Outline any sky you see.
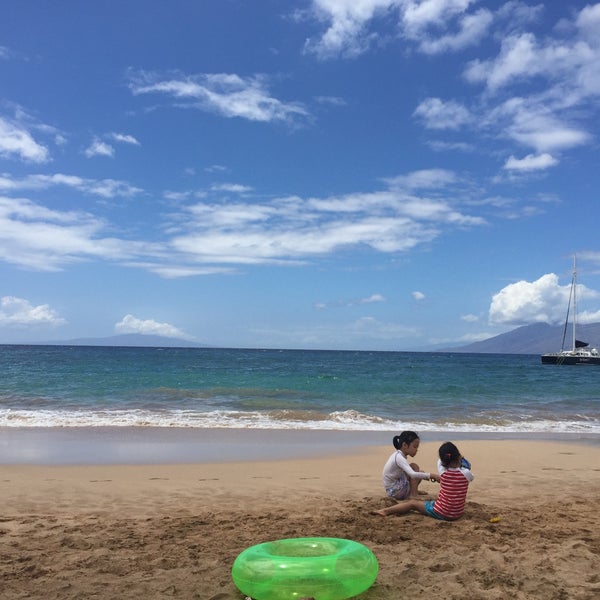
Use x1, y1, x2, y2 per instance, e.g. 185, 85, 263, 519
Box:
1, 0, 600, 351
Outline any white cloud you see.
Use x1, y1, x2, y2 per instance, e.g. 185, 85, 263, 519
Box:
412, 291, 426, 301
170, 180, 485, 267
489, 273, 600, 326
0, 195, 158, 271
0, 117, 49, 163
115, 314, 192, 339
204, 164, 228, 173
400, 0, 475, 36
385, 168, 459, 190
129, 71, 309, 124
84, 138, 114, 158
450, 4, 600, 164
0, 173, 142, 198
143, 264, 236, 278
110, 132, 140, 145
464, 11, 600, 96
461, 313, 479, 322
503, 153, 558, 171
506, 107, 590, 153
417, 8, 493, 55
0, 296, 66, 327
210, 183, 253, 193
304, 0, 395, 58
1, 171, 486, 276
413, 98, 471, 130
304, 0, 489, 58
360, 293, 386, 303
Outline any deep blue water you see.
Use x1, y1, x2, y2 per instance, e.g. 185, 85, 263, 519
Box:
1, 345, 599, 433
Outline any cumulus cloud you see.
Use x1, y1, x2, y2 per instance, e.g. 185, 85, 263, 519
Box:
304, 0, 394, 58
129, 71, 309, 124
115, 314, 192, 339
0, 296, 66, 327
412, 291, 426, 301
413, 98, 472, 130
304, 0, 489, 58
489, 273, 600, 326
416, 8, 493, 55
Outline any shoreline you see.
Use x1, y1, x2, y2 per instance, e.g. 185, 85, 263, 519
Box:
1, 426, 599, 465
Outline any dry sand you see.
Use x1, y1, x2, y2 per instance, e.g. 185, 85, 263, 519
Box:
1, 437, 599, 599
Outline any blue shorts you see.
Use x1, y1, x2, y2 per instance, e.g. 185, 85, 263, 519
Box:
424, 500, 449, 521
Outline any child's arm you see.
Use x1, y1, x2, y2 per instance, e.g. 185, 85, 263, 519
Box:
460, 468, 474, 481
395, 452, 431, 480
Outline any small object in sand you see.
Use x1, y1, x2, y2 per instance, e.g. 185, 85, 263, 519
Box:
232, 537, 378, 600
489, 516, 501, 523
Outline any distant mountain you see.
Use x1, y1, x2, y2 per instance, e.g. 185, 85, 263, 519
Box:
39, 334, 211, 348
447, 322, 600, 354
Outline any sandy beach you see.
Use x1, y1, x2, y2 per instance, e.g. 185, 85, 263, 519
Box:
1, 433, 599, 599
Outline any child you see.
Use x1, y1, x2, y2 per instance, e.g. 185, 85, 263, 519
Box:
381, 431, 440, 501
376, 441, 474, 520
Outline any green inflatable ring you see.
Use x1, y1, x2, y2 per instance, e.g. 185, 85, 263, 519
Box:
231, 536, 378, 600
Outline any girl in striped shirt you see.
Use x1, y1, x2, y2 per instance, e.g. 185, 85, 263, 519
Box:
374, 441, 474, 521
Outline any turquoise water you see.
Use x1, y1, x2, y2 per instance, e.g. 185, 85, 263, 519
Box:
1, 345, 599, 433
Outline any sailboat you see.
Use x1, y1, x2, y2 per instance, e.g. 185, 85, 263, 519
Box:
541, 256, 600, 365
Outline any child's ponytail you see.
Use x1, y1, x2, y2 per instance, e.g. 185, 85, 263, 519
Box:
393, 431, 419, 450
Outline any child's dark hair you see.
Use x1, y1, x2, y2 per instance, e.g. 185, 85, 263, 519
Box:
393, 431, 420, 450
439, 441, 460, 467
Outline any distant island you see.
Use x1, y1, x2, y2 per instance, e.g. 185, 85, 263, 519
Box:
11, 322, 600, 353
444, 322, 600, 354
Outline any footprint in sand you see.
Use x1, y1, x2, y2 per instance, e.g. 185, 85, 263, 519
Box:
198, 478, 220, 481
148, 477, 169, 480
88, 479, 112, 482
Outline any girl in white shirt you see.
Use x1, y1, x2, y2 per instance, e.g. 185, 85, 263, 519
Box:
381, 431, 440, 500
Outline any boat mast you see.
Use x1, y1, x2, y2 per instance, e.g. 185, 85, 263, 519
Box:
572, 255, 577, 352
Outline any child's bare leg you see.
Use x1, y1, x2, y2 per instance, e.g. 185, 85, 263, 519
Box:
408, 462, 422, 498
374, 499, 426, 517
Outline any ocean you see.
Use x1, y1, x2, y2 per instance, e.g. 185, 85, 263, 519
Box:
1, 345, 599, 435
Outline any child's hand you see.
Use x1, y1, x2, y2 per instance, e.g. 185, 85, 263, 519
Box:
430, 474, 440, 483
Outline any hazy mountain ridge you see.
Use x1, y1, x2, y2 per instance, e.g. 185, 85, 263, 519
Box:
447, 322, 600, 354
13, 323, 600, 353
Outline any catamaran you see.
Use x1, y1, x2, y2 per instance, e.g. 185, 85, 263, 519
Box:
541, 256, 600, 365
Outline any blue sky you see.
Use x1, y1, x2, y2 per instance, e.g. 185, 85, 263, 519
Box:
1, 0, 600, 351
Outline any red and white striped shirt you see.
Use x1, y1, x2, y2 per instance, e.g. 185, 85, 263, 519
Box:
433, 467, 473, 519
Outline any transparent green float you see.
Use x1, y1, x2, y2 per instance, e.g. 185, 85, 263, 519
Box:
232, 536, 378, 600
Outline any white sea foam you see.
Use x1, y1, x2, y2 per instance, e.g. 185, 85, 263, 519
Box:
1, 408, 599, 433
